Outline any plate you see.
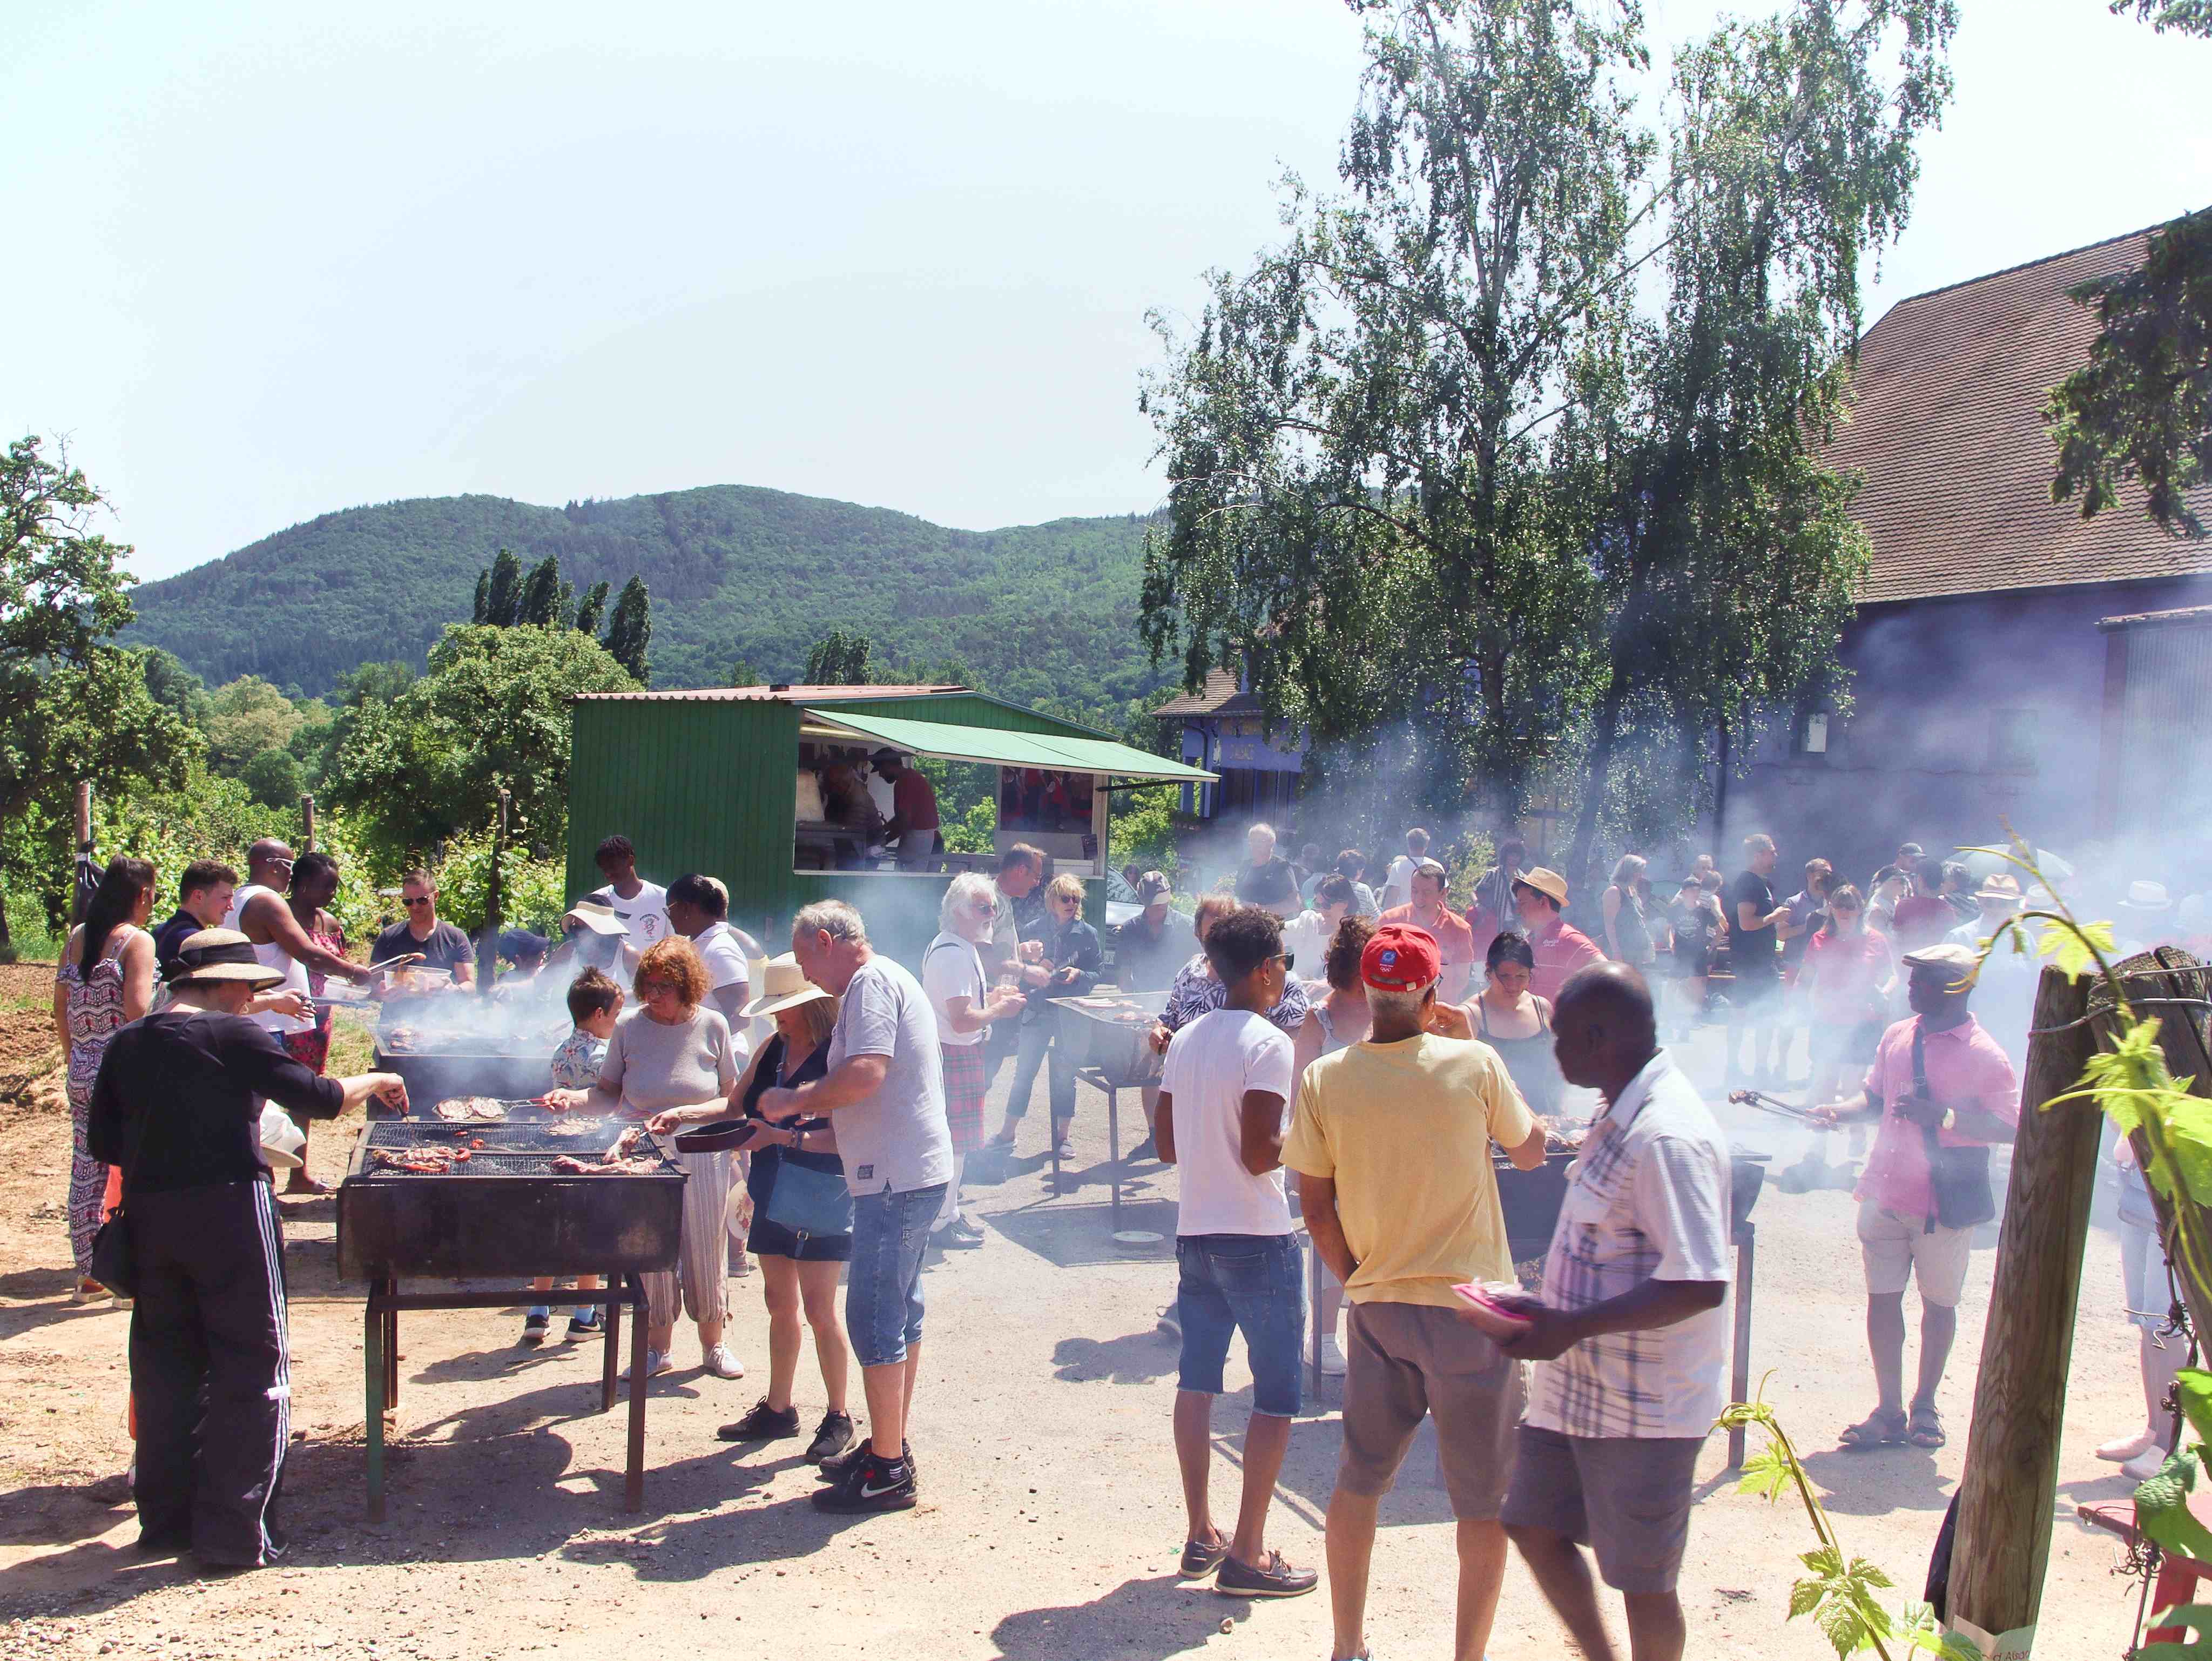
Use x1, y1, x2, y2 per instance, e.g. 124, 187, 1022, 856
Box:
1451, 1281, 1539, 1339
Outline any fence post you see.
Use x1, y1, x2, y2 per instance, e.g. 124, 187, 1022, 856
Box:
301, 795, 316, 851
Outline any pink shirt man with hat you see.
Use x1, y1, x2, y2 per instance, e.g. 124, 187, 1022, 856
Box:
1509, 867, 1604, 1002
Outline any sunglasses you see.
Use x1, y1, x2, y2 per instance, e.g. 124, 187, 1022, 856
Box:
404, 895, 434, 908
1276, 952, 1297, 972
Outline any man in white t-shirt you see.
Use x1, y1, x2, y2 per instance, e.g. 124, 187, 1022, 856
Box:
587, 833, 670, 948
1156, 906, 1317, 1603
664, 874, 758, 1032
1381, 826, 1429, 913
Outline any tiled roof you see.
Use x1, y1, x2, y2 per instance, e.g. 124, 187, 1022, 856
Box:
573, 683, 969, 703
1152, 669, 1260, 718
1831, 225, 2212, 606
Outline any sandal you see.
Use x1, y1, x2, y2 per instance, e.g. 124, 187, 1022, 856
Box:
1907, 1403, 1946, 1449
1839, 1408, 1908, 1450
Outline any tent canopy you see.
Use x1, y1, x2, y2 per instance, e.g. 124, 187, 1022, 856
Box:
801, 707, 1218, 784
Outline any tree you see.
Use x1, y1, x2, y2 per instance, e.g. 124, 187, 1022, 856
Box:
2047, 203, 2211, 539
480, 548, 524, 627
728, 657, 762, 688
519, 554, 565, 624
572, 579, 611, 637
137, 645, 211, 729
1139, 0, 1952, 864
471, 568, 491, 625
203, 675, 307, 773
603, 576, 652, 682
0, 437, 194, 953
241, 746, 302, 811
804, 630, 874, 684
322, 623, 639, 859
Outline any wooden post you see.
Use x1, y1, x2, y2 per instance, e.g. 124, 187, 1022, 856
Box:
300, 795, 316, 851
71, 782, 94, 925
1947, 964, 2100, 1646
478, 790, 508, 998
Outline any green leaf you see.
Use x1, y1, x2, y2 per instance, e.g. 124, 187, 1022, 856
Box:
2165, 1094, 2212, 1208
2137, 1447, 2212, 1563
2181, 1372, 2212, 1449
2139, 1602, 2212, 1657
1787, 1577, 1827, 1619
1736, 1444, 1793, 1502
1896, 1601, 1983, 1659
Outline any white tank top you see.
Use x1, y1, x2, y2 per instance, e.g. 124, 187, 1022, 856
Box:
224, 884, 312, 1033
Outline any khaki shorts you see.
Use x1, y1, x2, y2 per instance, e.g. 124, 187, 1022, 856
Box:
1501, 1426, 1703, 1595
1338, 1301, 1523, 1521
1857, 1198, 1973, 1306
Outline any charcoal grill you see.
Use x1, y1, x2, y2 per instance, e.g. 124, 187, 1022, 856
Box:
1046, 991, 1171, 1226
336, 1111, 687, 1518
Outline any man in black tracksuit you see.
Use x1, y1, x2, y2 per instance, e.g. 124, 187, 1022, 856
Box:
89, 929, 406, 1568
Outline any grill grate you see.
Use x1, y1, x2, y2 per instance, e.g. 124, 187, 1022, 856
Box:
359, 1117, 676, 1175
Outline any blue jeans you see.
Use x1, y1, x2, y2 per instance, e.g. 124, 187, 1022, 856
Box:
1176, 1233, 1305, 1417
845, 1183, 947, 1368
1005, 1018, 1076, 1125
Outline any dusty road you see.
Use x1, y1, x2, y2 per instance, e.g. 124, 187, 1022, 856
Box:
0, 1006, 2159, 1659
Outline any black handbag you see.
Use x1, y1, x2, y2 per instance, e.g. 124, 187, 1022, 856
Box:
87, 1093, 151, 1299
1914, 1023, 1994, 1234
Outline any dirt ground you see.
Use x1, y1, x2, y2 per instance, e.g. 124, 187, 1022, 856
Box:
0, 992, 2161, 1660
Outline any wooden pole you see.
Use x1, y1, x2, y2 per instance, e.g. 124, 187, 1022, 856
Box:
300, 795, 316, 852
71, 782, 94, 925
1948, 964, 2100, 1645
478, 789, 508, 998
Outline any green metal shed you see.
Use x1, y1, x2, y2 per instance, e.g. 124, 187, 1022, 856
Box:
564, 684, 1216, 961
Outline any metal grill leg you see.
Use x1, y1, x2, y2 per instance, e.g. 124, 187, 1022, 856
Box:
383, 1302, 400, 1411
1728, 1223, 1755, 1469
599, 1275, 619, 1414
365, 1287, 386, 1522
624, 1274, 646, 1512
1106, 1085, 1121, 1232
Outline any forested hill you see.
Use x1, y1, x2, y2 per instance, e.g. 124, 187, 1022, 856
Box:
123, 486, 1170, 710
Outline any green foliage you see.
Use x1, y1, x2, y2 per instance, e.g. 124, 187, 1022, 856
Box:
603, 575, 652, 683
805, 630, 875, 685
119, 488, 1178, 719
940, 797, 997, 856
2047, 204, 2211, 540
519, 555, 565, 626
136, 646, 211, 728
2137, 1447, 2212, 1563
203, 675, 307, 771
482, 548, 523, 627
1111, 786, 1181, 873
240, 747, 302, 811
1719, 1387, 1981, 1660
2140, 1603, 2212, 1658
321, 623, 638, 861
426, 827, 569, 936
2112, 0, 2212, 35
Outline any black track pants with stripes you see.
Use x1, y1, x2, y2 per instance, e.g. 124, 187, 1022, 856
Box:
129, 1179, 291, 1565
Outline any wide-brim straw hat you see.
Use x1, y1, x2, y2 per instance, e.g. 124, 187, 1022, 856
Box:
740, 953, 835, 1020
563, 901, 628, 936
165, 929, 284, 988
2120, 880, 2173, 913
1513, 867, 1570, 907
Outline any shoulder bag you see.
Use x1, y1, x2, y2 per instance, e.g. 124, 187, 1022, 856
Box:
758, 1047, 854, 1240
1915, 1021, 1994, 1234
89, 1086, 151, 1299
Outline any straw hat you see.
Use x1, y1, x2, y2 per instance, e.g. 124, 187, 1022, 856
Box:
2120, 880, 2173, 913
740, 953, 835, 1020
164, 929, 284, 988
1513, 867, 1570, 907
563, 901, 628, 936
1973, 873, 2023, 905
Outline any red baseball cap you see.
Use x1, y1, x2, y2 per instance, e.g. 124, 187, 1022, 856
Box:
1361, 924, 1441, 992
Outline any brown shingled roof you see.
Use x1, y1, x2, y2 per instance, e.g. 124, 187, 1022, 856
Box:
574, 683, 969, 703
1831, 225, 2212, 606
1151, 669, 1260, 718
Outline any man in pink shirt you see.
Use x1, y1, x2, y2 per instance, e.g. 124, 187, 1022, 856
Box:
1815, 944, 2018, 1453
1510, 868, 1606, 1003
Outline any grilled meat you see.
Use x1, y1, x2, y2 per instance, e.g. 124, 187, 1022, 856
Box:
370, 1147, 460, 1174
550, 1154, 662, 1175
433, 1097, 508, 1122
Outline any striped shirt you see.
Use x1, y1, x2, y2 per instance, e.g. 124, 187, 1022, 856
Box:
1525, 1050, 1732, 1440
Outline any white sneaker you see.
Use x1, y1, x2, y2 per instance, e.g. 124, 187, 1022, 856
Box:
702, 1344, 746, 1380
2125, 1445, 2175, 1482
620, 1348, 673, 1382
1319, 1335, 1347, 1377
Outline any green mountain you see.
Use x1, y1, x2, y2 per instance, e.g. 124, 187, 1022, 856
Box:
122, 486, 1171, 713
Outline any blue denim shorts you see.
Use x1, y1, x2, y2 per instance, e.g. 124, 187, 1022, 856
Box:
1175, 1232, 1305, 1417
845, 1183, 946, 1368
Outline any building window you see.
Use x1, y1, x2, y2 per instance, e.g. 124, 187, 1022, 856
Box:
1802, 712, 1829, 755
1990, 709, 2037, 774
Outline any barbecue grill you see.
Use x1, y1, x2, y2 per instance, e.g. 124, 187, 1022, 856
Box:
372, 996, 565, 1105
1046, 991, 1170, 1225
336, 1109, 687, 1518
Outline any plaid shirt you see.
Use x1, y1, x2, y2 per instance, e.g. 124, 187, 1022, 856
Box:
1526, 1051, 1732, 1440
1162, 953, 1310, 1037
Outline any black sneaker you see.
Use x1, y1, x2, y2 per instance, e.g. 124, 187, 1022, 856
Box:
818, 1437, 910, 1481
941, 1220, 985, 1250
812, 1451, 916, 1513
521, 1309, 551, 1345
1178, 1533, 1229, 1578
565, 1312, 603, 1340
1215, 1550, 1318, 1598
806, 1410, 857, 1464
717, 1398, 801, 1443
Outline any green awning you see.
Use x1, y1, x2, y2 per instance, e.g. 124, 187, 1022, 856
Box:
801, 707, 1217, 783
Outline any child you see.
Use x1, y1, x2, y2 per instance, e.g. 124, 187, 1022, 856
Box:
524, 969, 624, 1343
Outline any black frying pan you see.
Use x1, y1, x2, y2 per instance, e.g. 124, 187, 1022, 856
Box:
673, 1118, 762, 1153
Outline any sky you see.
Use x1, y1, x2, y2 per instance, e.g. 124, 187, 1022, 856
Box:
6, 1, 2208, 582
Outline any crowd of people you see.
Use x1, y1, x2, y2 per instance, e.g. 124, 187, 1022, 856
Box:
54, 811, 2194, 1659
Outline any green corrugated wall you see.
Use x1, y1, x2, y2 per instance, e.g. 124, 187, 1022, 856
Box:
564, 692, 1117, 965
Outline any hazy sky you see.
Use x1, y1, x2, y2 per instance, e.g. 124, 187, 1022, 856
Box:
8, 1, 2207, 581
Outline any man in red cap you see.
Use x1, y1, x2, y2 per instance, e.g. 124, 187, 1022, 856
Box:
1285, 923, 1547, 1661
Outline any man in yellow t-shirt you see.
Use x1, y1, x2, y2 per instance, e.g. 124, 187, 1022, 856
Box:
1284, 923, 1548, 1661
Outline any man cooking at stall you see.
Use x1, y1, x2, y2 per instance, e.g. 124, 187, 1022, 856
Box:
872, 748, 942, 872
369, 868, 475, 988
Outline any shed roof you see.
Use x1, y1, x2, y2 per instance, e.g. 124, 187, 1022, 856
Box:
802, 707, 1216, 783
2098, 604, 2212, 633
572, 683, 972, 703
1831, 224, 2212, 607
1152, 670, 1260, 718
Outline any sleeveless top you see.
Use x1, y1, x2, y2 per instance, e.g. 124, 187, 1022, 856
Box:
1309, 997, 1365, 1058
223, 884, 311, 1033
60, 925, 139, 1103
1609, 886, 1655, 965
741, 1032, 840, 1176
1477, 994, 1563, 1118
